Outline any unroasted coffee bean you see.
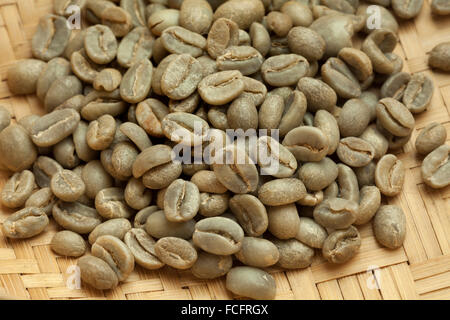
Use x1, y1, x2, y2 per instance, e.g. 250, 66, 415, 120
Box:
162, 112, 209, 146
338, 99, 371, 137
124, 178, 152, 210
33, 156, 63, 188
7, 59, 46, 95
297, 77, 337, 113
272, 238, 314, 269
381, 72, 411, 100
191, 170, 227, 194
259, 91, 306, 137
191, 251, 233, 279
179, 0, 213, 34
376, 98, 415, 137
161, 26, 206, 57
25, 187, 56, 216
282, 126, 329, 162
322, 226, 361, 264
213, 0, 265, 30
81, 89, 127, 121
235, 237, 279, 267
51, 230, 86, 257
53, 200, 102, 234
217, 46, 263, 76
31, 109, 80, 147
321, 57, 361, 99
82, 160, 114, 199
261, 54, 309, 87
258, 178, 306, 206
32, 14, 71, 61
85, 25, 118, 64
314, 198, 358, 229
403, 73, 434, 114
148, 9, 180, 36
199, 192, 229, 216
362, 29, 398, 74
1, 170, 35, 209
154, 237, 197, 269
145, 209, 195, 239
93, 69, 122, 92
193, 216, 244, 255
280, 1, 313, 27
257, 136, 297, 178
337, 163, 360, 203
134, 206, 159, 229
392, 0, 423, 19
373, 205, 406, 249
78, 255, 118, 290
54, 137, 80, 169
355, 162, 377, 188
88, 218, 132, 245
295, 217, 328, 249
119, 122, 152, 152
431, 0, 450, 15
117, 27, 154, 68
44, 75, 83, 112
314, 110, 340, 155
0, 124, 37, 172
429, 42, 450, 72
212, 146, 259, 194
50, 169, 85, 202
267, 203, 300, 239
101, 5, 133, 37
360, 125, 389, 160
170, 92, 200, 113
136, 98, 169, 138
250, 22, 270, 57
111, 142, 139, 178
120, 58, 153, 103
355, 186, 381, 225
229, 194, 268, 237
421, 144, 450, 189
287, 26, 325, 61
124, 228, 164, 270
132, 145, 176, 186
164, 179, 200, 222
121, 0, 146, 27
86, 114, 116, 151
337, 137, 375, 168
299, 157, 338, 192
415, 122, 447, 155
310, 15, 354, 58
207, 18, 240, 59
338, 48, 373, 83
95, 187, 133, 219
226, 266, 276, 300
161, 54, 203, 100
375, 154, 405, 196
70, 50, 99, 84
91, 235, 134, 281
240, 77, 267, 106
227, 97, 258, 130
198, 70, 244, 105
2, 207, 49, 239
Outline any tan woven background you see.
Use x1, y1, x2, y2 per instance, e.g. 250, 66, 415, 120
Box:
0, 0, 449, 300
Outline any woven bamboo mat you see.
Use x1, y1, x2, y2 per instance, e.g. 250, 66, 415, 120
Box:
0, 0, 449, 300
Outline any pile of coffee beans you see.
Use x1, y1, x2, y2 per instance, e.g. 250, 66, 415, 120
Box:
1, 0, 450, 300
